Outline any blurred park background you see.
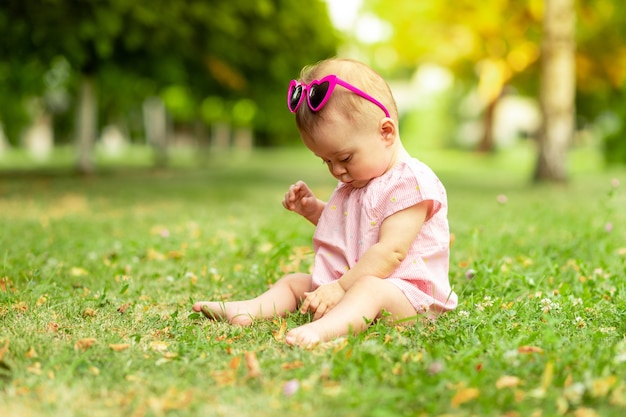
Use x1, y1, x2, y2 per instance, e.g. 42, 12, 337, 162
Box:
0, 0, 625, 181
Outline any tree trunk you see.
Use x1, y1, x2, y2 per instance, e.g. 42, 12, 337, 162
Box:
76, 76, 97, 174
143, 97, 168, 168
533, 0, 576, 182
478, 94, 499, 153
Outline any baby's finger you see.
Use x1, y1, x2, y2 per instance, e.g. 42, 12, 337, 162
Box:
313, 303, 327, 320
300, 297, 311, 314
301, 292, 318, 313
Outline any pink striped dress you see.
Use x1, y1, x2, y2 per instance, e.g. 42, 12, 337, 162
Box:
311, 154, 458, 314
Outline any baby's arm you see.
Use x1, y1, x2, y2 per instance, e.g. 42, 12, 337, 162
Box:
299, 200, 432, 318
282, 180, 326, 225
338, 200, 432, 290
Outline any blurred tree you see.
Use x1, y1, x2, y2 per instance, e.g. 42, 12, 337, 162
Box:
0, 0, 337, 171
576, 0, 626, 165
363, 0, 543, 153
534, 0, 575, 182
362, 0, 626, 177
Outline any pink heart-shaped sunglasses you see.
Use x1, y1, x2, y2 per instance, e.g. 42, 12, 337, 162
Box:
287, 74, 390, 118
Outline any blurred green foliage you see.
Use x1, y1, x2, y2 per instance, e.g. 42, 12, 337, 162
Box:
0, 0, 338, 146
363, 0, 626, 164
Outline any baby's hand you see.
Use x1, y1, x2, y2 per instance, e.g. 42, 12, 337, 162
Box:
282, 181, 317, 218
300, 282, 345, 321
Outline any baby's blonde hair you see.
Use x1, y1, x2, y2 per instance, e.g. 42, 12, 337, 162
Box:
294, 58, 398, 137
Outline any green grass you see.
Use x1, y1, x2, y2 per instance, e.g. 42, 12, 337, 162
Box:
1, 145, 625, 416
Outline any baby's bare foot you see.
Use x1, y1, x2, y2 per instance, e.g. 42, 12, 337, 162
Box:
192, 301, 254, 326
285, 324, 324, 348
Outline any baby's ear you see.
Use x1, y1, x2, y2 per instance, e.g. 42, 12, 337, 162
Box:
380, 118, 397, 145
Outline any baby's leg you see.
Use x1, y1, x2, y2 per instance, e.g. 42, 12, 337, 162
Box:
192, 273, 312, 325
285, 276, 416, 347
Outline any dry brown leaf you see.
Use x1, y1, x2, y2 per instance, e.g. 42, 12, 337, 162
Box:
117, 303, 131, 314
280, 361, 304, 370
591, 375, 617, 398
273, 320, 287, 342
210, 369, 236, 386
573, 407, 599, 417
229, 355, 242, 370
82, 308, 97, 317
244, 351, 261, 378
109, 343, 131, 352
451, 387, 480, 407
47, 322, 60, 333
149, 341, 169, 353
27, 362, 42, 375
209, 356, 242, 385
25, 346, 38, 358
518, 345, 544, 354
12, 302, 28, 312
0, 277, 15, 293
167, 250, 184, 259
74, 338, 97, 351
496, 375, 521, 389
36, 295, 47, 306
0, 340, 9, 361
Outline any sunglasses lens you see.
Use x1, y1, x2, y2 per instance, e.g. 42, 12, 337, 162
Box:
308, 81, 330, 110
289, 85, 303, 112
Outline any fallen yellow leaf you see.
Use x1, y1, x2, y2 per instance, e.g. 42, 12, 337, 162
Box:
149, 341, 169, 353
542, 361, 554, 390
518, 345, 544, 354
451, 387, 480, 407
74, 338, 97, 351
25, 346, 37, 358
574, 407, 599, 417
280, 361, 305, 370
70, 267, 89, 277
244, 351, 261, 378
496, 375, 521, 389
0, 340, 9, 361
27, 362, 42, 375
591, 375, 617, 398
273, 320, 287, 342
109, 343, 131, 352
12, 302, 28, 312
167, 250, 184, 259
610, 383, 626, 406
146, 248, 167, 261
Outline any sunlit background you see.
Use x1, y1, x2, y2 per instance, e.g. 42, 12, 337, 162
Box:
0, 0, 624, 181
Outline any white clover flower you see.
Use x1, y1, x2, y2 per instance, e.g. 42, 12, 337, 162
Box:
573, 316, 586, 328
475, 296, 494, 311
541, 297, 561, 313
571, 297, 583, 306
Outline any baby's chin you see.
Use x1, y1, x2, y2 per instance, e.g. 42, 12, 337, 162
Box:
344, 179, 371, 188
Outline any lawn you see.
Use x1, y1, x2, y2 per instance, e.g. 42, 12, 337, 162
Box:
1, 145, 625, 417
